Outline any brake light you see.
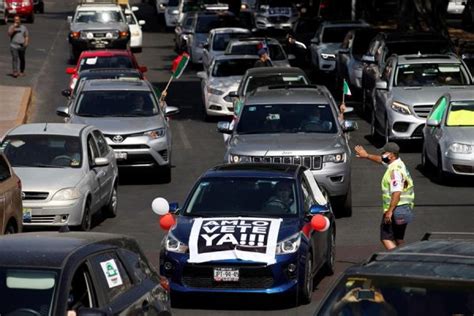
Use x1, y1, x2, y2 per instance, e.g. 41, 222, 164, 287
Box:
159, 276, 170, 292
71, 32, 80, 39
119, 31, 129, 38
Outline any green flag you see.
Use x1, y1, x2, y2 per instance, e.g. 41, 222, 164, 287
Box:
171, 53, 190, 79
343, 79, 352, 96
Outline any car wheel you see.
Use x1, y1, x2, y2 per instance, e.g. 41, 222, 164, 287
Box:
298, 253, 313, 305
323, 229, 336, 275
103, 183, 118, 218
336, 185, 352, 218
4, 221, 17, 234
27, 14, 34, 23
160, 165, 172, 183
421, 145, 432, 171
79, 202, 92, 231
69, 46, 80, 65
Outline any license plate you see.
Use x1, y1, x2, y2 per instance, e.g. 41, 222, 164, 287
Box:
114, 152, 127, 160
213, 267, 239, 282
23, 208, 32, 222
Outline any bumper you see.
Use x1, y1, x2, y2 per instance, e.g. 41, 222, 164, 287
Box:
22, 197, 85, 227
387, 111, 425, 140
205, 93, 234, 116
318, 57, 336, 72
6, 7, 33, 17
161, 252, 301, 295
69, 37, 129, 51
443, 153, 474, 175
310, 161, 351, 197
256, 22, 293, 30
106, 135, 171, 168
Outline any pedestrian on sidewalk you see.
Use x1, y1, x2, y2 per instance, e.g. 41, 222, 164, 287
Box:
8, 15, 29, 78
354, 142, 415, 250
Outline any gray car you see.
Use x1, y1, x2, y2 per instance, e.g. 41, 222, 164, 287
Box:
67, 3, 130, 61
0, 123, 118, 231
56, 79, 179, 182
218, 85, 357, 217
254, 0, 298, 31
422, 91, 474, 180
372, 54, 472, 142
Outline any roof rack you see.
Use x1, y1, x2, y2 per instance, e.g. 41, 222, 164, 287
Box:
422, 232, 474, 241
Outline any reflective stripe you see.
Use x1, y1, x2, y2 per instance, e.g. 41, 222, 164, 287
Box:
381, 159, 415, 212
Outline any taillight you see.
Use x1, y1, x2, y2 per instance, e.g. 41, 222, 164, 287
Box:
119, 31, 129, 38
71, 32, 80, 39
159, 276, 170, 292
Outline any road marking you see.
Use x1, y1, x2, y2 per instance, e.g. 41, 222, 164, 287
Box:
176, 121, 192, 149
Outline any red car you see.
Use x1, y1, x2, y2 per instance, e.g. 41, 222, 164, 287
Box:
65, 49, 148, 90
4, 0, 34, 23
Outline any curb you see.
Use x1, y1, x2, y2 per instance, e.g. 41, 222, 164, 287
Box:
16, 87, 32, 125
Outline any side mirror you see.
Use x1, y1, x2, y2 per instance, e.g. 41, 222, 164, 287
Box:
169, 202, 180, 214
342, 120, 358, 132
78, 308, 108, 316
228, 91, 238, 98
375, 80, 388, 90
362, 54, 375, 63
61, 89, 71, 98
67, 16, 72, 23
217, 121, 232, 134
66, 67, 76, 75
94, 157, 110, 167
426, 118, 440, 127
196, 71, 206, 79
56, 106, 70, 117
288, 54, 296, 61
131, 6, 139, 12
165, 106, 180, 117
309, 204, 330, 215
138, 20, 146, 26
139, 66, 148, 73
124, 9, 132, 14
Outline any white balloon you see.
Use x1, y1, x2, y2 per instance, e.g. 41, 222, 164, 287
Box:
152, 197, 169, 215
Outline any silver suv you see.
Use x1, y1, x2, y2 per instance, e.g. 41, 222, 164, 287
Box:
218, 85, 357, 217
372, 54, 472, 142
56, 79, 179, 182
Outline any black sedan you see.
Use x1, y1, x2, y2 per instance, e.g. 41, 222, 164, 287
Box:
0, 231, 171, 315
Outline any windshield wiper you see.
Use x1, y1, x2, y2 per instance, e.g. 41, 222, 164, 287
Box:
32, 163, 67, 168
78, 113, 104, 117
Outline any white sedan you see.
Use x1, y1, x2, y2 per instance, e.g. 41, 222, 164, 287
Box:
125, 9, 145, 53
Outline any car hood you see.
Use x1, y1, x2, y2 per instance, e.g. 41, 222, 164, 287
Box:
229, 133, 345, 155
392, 86, 471, 105
172, 216, 302, 245
14, 167, 84, 192
444, 127, 474, 145
71, 116, 163, 135
71, 22, 129, 32
209, 76, 241, 92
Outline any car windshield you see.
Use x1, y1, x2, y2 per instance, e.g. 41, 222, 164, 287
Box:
243, 74, 308, 95
184, 177, 298, 216
237, 104, 337, 134
446, 102, 474, 126
395, 63, 468, 86
0, 269, 57, 315
2, 135, 83, 168
230, 43, 286, 60
317, 275, 474, 315
213, 32, 248, 51
76, 91, 159, 117
78, 56, 134, 72
322, 27, 357, 43
212, 59, 257, 77
75, 10, 124, 23
196, 15, 238, 33
386, 40, 452, 56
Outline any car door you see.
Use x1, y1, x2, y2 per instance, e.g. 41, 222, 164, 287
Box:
92, 130, 115, 204
425, 96, 449, 163
202, 32, 212, 70
375, 57, 395, 132
64, 261, 100, 314
86, 134, 103, 212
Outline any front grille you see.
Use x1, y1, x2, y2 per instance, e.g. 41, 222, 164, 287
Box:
182, 264, 274, 289
22, 192, 49, 200
29, 215, 56, 224
251, 156, 322, 170
413, 104, 434, 118
411, 124, 424, 138
268, 16, 289, 23
110, 144, 149, 150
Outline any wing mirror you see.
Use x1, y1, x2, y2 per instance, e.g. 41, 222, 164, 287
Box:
338, 48, 350, 54
77, 308, 108, 316
131, 6, 139, 12
139, 20, 146, 26
342, 120, 358, 132
375, 80, 388, 90
288, 54, 296, 61
196, 71, 206, 79
311, 38, 320, 45
217, 121, 233, 134
165, 106, 180, 117
124, 9, 132, 14
61, 89, 71, 98
94, 157, 110, 167
169, 202, 180, 214
426, 119, 440, 127
66, 67, 76, 75
228, 91, 238, 98
56, 106, 70, 118
309, 204, 330, 215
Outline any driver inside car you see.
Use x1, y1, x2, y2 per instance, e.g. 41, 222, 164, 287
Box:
300, 106, 332, 132
263, 181, 295, 213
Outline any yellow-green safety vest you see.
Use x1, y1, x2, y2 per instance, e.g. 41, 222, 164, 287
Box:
381, 159, 414, 212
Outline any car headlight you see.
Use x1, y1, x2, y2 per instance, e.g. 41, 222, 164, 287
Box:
323, 153, 346, 163
229, 155, 250, 163
165, 233, 188, 253
320, 53, 336, 60
144, 128, 165, 139
171, 9, 179, 14
207, 87, 224, 95
52, 188, 81, 201
391, 101, 412, 115
449, 143, 472, 154
276, 233, 301, 254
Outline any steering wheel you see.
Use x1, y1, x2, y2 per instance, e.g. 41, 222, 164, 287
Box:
6, 308, 42, 316
51, 155, 73, 165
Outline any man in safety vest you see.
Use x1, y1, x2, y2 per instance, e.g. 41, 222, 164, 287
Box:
354, 142, 414, 250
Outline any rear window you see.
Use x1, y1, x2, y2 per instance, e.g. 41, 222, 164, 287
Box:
79, 56, 133, 71
395, 63, 468, 87
212, 59, 257, 77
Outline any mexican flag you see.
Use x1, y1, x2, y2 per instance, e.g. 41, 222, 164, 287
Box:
343, 79, 352, 96
171, 53, 190, 79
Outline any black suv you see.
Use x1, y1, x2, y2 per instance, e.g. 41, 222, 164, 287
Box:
315, 232, 474, 315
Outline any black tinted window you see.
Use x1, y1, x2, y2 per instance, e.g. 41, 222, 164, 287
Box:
79, 56, 133, 72
322, 27, 355, 43
212, 59, 258, 77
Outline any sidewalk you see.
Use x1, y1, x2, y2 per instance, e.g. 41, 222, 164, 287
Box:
0, 85, 32, 138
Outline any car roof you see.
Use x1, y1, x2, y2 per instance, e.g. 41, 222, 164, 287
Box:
0, 232, 135, 268
396, 54, 460, 64
344, 236, 474, 281
214, 54, 258, 61
246, 86, 329, 105
210, 27, 250, 34
7, 123, 89, 137
204, 163, 301, 179
81, 79, 151, 91
244, 67, 307, 76
79, 50, 133, 58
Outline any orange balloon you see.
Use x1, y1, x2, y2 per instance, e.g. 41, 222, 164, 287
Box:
159, 213, 176, 230
311, 214, 330, 232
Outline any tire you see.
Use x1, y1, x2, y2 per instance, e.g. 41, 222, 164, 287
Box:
131, 47, 142, 53
27, 14, 34, 23
421, 145, 432, 171
323, 229, 336, 275
337, 185, 352, 218
298, 254, 313, 305
4, 221, 17, 234
103, 183, 118, 218
69, 46, 80, 64
79, 202, 92, 231
161, 165, 172, 183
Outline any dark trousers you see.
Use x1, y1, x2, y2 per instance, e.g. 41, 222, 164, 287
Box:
10, 46, 26, 74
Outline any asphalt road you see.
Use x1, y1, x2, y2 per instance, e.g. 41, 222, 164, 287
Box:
0, 1, 473, 314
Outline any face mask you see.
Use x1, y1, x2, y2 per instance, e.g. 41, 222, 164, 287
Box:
381, 154, 391, 164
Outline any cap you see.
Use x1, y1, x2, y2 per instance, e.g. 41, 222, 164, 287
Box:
258, 48, 267, 56
381, 142, 400, 154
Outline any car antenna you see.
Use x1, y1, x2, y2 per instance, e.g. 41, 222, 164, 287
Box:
59, 225, 70, 233
43, 123, 48, 132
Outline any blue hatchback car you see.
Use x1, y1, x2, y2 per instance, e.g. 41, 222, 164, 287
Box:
154, 163, 336, 305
